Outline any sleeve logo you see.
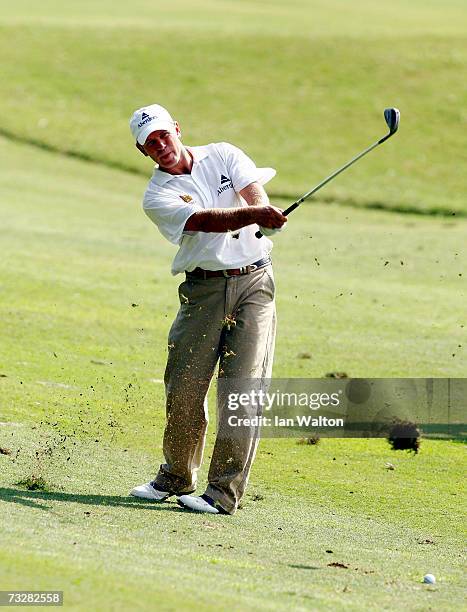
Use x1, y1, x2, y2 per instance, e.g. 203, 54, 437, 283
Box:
179, 194, 193, 203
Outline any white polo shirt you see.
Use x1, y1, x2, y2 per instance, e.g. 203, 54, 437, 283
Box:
142, 142, 274, 275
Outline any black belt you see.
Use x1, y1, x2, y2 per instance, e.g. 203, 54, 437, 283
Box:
186, 257, 271, 279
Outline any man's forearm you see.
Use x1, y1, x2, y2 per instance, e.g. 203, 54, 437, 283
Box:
184, 207, 258, 233
184, 181, 286, 233
185, 204, 287, 233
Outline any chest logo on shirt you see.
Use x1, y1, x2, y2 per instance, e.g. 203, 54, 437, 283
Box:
179, 194, 193, 203
217, 174, 233, 196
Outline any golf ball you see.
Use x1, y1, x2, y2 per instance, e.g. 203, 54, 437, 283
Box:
423, 574, 436, 584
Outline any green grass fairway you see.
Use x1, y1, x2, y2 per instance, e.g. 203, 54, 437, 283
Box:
1, 133, 466, 609
1, 1, 466, 609
1, 427, 465, 611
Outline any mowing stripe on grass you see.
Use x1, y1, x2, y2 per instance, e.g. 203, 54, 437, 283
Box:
1, 129, 464, 219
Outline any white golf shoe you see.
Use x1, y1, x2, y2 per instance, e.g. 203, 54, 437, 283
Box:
177, 493, 228, 514
130, 482, 171, 501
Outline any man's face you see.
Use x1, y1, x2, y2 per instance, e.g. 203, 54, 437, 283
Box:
139, 125, 183, 170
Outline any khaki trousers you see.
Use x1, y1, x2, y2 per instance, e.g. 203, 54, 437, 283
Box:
153, 264, 276, 514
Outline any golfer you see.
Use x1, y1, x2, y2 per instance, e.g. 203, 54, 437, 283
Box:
129, 104, 286, 514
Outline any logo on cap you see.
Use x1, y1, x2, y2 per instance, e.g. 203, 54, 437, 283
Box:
138, 113, 155, 128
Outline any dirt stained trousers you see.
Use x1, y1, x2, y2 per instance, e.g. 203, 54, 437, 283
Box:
153, 264, 276, 514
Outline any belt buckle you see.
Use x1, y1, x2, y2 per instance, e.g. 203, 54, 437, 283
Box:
222, 263, 258, 277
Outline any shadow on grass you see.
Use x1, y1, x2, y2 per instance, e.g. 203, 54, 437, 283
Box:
0, 487, 185, 513
287, 564, 321, 571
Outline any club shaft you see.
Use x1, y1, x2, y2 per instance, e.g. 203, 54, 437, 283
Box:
283, 139, 382, 215
255, 126, 395, 238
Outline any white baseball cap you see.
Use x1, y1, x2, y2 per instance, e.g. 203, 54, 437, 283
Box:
129, 104, 177, 145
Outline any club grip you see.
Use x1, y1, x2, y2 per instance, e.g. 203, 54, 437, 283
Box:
282, 202, 300, 216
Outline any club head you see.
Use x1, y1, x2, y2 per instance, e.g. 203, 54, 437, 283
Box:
384, 107, 400, 134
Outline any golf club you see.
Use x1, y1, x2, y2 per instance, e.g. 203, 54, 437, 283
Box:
255, 107, 400, 238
